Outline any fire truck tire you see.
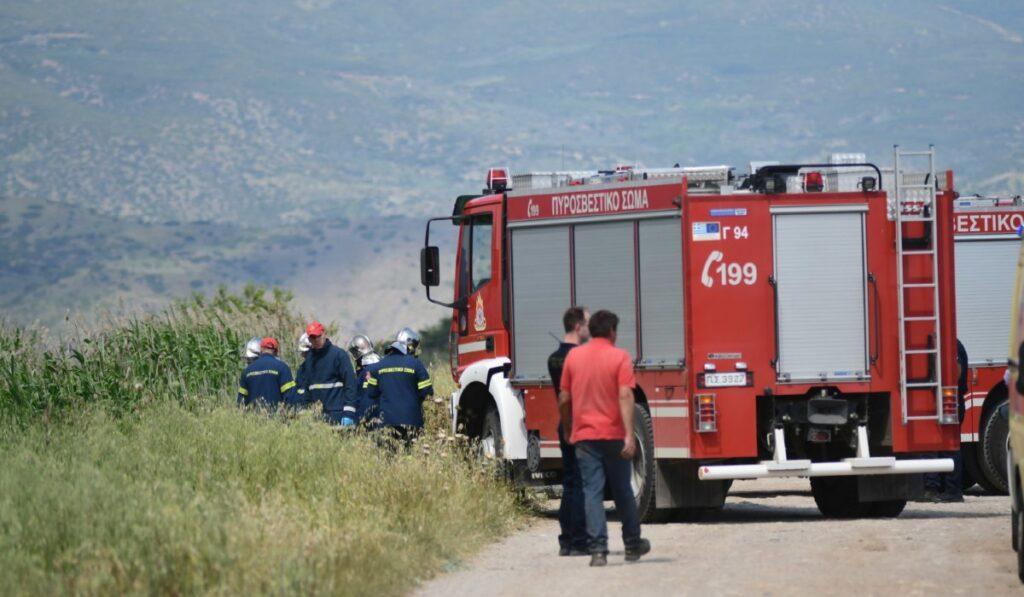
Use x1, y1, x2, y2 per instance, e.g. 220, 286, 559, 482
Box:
980, 397, 1010, 495
631, 404, 658, 523
810, 477, 866, 518
479, 404, 504, 461
865, 499, 907, 518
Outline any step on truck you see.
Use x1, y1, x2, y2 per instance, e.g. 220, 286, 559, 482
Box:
420, 147, 957, 520
953, 195, 1023, 494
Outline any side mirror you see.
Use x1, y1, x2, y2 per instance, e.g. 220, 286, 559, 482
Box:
421, 246, 440, 287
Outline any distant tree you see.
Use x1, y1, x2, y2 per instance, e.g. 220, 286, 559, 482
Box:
419, 316, 451, 364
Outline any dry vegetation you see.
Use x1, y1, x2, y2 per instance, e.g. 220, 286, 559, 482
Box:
0, 288, 521, 596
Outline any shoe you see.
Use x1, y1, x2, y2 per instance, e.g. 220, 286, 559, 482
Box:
559, 547, 588, 557
589, 553, 607, 567
912, 489, 941, 503
936, 493, 964, 503
559, 546, 570, 556
625, 538, 651, 562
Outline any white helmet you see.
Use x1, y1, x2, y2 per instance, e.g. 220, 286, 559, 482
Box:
348, 334, 374, 360
361, 351, 381, 366
298, 333, 311, 355
243, 336, 261, 362
396, 327, 421, 356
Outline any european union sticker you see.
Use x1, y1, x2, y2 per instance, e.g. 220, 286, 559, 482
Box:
692, 221, 721, 241
709, 208, 747, 217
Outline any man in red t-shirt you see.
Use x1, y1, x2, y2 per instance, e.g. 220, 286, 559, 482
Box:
558, 310, 650, 567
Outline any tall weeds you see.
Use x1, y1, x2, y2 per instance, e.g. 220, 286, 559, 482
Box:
0, 288, 520, 595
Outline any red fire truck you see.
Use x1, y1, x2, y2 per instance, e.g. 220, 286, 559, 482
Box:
954, 195, 1024, 494
420, 148, 958, 519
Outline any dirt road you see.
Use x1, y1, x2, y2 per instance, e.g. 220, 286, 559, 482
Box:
417, 479, 1019, 596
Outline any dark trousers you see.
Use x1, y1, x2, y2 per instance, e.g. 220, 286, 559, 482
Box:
575, 439, 642, 555
924, 450, 963, 496
557, 425, 587, 551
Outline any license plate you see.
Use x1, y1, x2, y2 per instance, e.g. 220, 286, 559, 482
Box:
704, 372, 747, 387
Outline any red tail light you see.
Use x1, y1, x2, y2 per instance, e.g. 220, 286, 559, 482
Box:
695, 393, 717, 433
803, 171, 824, 192
939, 387, 959, 425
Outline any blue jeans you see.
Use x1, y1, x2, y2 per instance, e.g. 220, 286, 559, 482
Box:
924, 450, 963, 496
575, 439, 642, 555
558, 424, 587, 551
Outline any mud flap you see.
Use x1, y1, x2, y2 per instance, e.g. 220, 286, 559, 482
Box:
656, 460, 730, 509
857, 473, 923, 502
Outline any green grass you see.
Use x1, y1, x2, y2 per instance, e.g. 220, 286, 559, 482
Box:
0, 288, 521, 595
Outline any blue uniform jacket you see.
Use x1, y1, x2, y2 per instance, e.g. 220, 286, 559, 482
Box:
354, 366, 376, 422
364, 353, 433, 428
295, 340, 358, 422
238, 353, 296, 408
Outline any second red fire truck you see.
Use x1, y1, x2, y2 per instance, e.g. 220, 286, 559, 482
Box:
421, 149, 960, 520
953, 195, 1023, 494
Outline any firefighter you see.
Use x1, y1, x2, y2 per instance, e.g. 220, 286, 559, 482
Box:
348, 334, 382, 422
243, 336, 262, 365
237, 337, 296, 409
293, 333, 312, 406
547, 306, 589, 557
363, 329, 433, 447
295, 321, 359, 426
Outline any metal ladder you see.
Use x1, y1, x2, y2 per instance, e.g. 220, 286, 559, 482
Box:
893, 145, 943, 425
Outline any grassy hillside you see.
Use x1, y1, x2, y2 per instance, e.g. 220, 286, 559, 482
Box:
0, 288, 520, 595
1, 0, 1021, 329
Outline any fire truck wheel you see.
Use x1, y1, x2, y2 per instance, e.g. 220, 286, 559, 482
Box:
479, 405, 503, 461
865, 499, 907, 518
980, 397, 1010, 495
810, 477, 866, 518
631, 404, 657, 522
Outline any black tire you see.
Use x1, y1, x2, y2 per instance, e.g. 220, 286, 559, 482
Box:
631, 404, 658, 522
811, 477, 866, 518
866, 499, 907, 518
980, 397, 1010, 495
964, 442, 998, 492
479, 405, 503, 460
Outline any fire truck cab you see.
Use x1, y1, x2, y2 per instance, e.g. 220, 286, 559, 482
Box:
421, 149, 958, 520
954, 194, 1024, 494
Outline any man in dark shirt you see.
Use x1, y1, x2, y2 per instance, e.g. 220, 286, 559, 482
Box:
924, 339, 969, 502
547, 306, 589, 556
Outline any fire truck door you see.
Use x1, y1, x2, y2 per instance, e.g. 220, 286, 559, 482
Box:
455, 208, 504, 366
772, 206, 870, 382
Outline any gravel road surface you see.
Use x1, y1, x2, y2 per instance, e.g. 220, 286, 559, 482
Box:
417, 478, 1018, 596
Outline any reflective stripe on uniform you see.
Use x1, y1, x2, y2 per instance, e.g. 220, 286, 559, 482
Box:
308, 382, 345, 390
238, 387, 249, 396
343, 405, 356, 413
296, 388, 305, 394
365, 378, 378, 386
377, 367, 416, 374
280, 381, 296, 393
417, 379, 432, 390
246, 369, 279, 378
